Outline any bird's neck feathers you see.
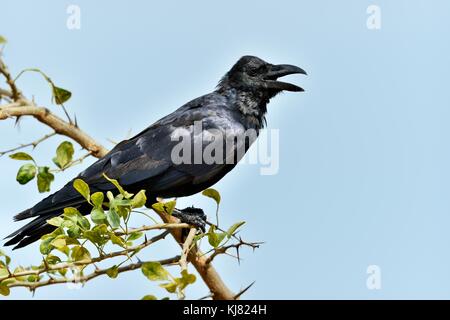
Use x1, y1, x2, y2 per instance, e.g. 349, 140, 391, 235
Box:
216, 84, 269, 130
234, 90, 268, 129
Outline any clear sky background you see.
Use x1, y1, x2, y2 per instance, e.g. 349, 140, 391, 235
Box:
1, 0, 450, 299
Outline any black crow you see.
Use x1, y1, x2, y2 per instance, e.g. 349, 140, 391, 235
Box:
4, 55, 306, 249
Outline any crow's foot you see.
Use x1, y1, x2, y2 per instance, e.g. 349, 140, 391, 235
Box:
173, 206, 207, 233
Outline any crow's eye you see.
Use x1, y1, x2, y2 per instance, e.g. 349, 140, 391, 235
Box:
247, 66, 264, 77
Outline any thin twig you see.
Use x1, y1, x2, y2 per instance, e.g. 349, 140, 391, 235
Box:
0, 88, 12, 98
50, 151, 92, 172
179, 228, 197, 272
0, 132, 56, 157
0, 104, 108, 157
114, 223, 191, 237
205, 239, 263, 265
0, 58, 21, 101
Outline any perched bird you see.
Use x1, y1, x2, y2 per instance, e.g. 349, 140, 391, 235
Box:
4, 55, 306, 249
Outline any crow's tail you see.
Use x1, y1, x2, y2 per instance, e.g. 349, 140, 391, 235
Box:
4, 182, 90, 249
4, 217, 56, 249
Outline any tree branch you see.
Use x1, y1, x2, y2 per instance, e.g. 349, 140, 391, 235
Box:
0, 230, 171, 283
180, 228, 196, 272
0, 103, 108, 158
7, 256, 180, 291
154, 208, 235, 300
0, 131, 56, 157
0, 59, 21, 101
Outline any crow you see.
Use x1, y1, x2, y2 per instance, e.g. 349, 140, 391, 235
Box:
4, 55, 306, 249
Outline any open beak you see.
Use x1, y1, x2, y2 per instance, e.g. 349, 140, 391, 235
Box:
265, 64, 307, 92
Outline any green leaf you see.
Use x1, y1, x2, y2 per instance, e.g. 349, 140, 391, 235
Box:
52, 141, 74, 169
65, 236, 80, 246
37, 166, 55, 192
151, 202, 165, 213
91, 192, 104, 208
50, 237, 66, 250
73, 179, 90, 202
46, 216, 64, 227
78, 216, 91, 230
71, 246, 91, 261
110, 233, 125, 247
106, 209, 121, 229
141, 295, 157, 300
90, 208, 106, 224
63, 213, 89, 234
141, 262, 169, 281
102, 173, 133, 198
226, 221, 245, 238
0, 267, 9, 278
67, 225, 81, 238
57, 245, 70, 256
151, 200, 176, 215
164, 200, 176, 215
63, 207, 81, 222
45, 255, 61, 265
160, 282, 177, 293
0, 283, 10, 296
131, 190, 147, 208
106, 265, 119, 279
207, 225, 226, 248
178, 269, 196, 289
202, 188, 221, 205
53, 86, 72, 105
16, 163, 36, 184
9, 152, 34, 161
83, 231, 101, 245
0, 35, 7, 44
84, 224, 108, 245
27, 275, 40, 282
127, 231, 143, 241
40, 236, 55, 255
106, 191, 114, 203
0, 250, 11, 266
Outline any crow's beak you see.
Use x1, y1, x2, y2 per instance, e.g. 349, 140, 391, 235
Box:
265, 64, 307, 92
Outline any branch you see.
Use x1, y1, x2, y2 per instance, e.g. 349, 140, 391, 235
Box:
0, 59, 21, 101
154, 208, 235, 300
0, 88, 12, 97
0, 230, 171, 283
205, 238, 263, 265
7, 256, 180, 291
51, 151, 92, 173
0, 103, 108, 158
114, 222, 191, 236
180, 228, 197, 272
0, 132, 56, 157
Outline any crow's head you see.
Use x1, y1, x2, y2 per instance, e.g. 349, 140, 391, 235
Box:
218, 55, 306, 96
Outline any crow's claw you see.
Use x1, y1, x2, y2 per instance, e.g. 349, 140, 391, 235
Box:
173, 207, 207, 233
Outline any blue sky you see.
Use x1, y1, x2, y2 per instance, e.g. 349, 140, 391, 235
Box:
1, 0, 450, 299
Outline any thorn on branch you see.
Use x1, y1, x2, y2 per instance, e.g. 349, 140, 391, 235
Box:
205, 238, 263, 265
233, 281, 255, 300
